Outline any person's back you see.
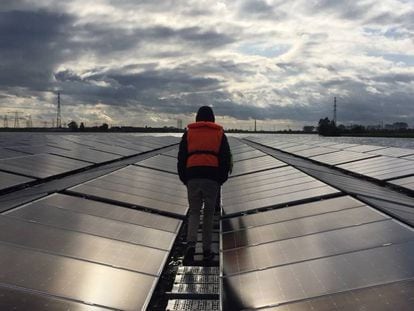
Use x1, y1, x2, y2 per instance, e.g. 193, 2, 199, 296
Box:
177, 106, 232, 264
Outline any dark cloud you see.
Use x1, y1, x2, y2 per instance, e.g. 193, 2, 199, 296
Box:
0, 10, 75, 90
238, 0, 286, 20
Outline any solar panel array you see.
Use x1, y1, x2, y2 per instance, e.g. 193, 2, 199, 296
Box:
248, 136, 414, 191
221, 138, 414, 310
69, 165, 188, 217
221, 195, 414, 310
0, 133, 178, 193
0, 133, 184, 310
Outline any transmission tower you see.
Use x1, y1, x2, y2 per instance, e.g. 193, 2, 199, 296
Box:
14, 111, 20, 128
333, 97, 337, 124
56, 91, 62, 128
26, 115, 33, 128
3, 115, 8, 128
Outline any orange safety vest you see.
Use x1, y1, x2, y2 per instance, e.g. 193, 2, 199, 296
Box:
186, 121, 224, 168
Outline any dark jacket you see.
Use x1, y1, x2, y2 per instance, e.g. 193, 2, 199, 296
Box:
177, 123, 232, 185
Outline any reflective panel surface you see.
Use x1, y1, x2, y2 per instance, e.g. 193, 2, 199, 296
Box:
39, 193, 182, 233
221, 196, 367, 232
223, 241, 414, 310
223, 185, 340, 216
7, 204, 176, 250
222, 206, 388, 250
0, 243, 156, 311
389, 175, 414, 191
311, 150, 378, 165
0, 285, 108, 311
0, 215, 168, 275
0, 171, 34, 191
69, 165, 188, 217
223, 219, 414, 275
0, 153, 90, 179
135, 154, 178, 173
231, 156, 287, 177
262, 280, 414, 311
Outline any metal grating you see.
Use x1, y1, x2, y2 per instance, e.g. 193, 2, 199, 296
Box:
166, 299, 220, 311
171, 284, 219, 295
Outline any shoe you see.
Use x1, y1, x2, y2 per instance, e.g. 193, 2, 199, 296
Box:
203, 250, 215, 262
183, 246, 195, 265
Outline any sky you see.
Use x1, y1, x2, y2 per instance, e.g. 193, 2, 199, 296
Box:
0, 0, 413, 129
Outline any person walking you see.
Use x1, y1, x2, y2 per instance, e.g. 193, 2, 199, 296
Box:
177, 106, 232, 264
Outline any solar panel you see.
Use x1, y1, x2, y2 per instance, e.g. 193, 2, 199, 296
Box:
324, 143, 358, 150
222, 241, 414, 310
224, 166, 301, 190
0, 243, 157, 311
367, 147, 414, 158
135, 154, 178, 173
162, 148, 178, 157
223, 185, 340, 216
261, 280, 414, 311
311, 150, 379, 165
222, 219, 414, 275
39, 194, 182, 233
337, 144, 387, 153
224, 175, 314, 198
338, 156, 414, 180
69, 165, 188, 217
49, 147, 121, 164
294, 147, 338, 158
0, 148, 28, 159
5, 145, 70, 155
232, 150, 267, 162
224, 180, 330, 205
221, 196, 366, 232
0, 215, 168, 275
389, 175, 414, 191
231, 156, 287, 177
279, 144, 313, 152
222, 206, 388, 250
0, 171, 34, 191
0, 284, 108, 311
0, 153, 91, 179
7, 204, 177, 250
403, 154, 414, 160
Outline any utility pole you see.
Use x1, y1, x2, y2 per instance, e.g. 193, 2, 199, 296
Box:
333, 97, 337, 124
56, 91, 62, 128
254, 119, 257, 132
3, 115, 8, 128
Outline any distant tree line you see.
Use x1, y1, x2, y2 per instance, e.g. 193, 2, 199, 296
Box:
317, 117, 413, 137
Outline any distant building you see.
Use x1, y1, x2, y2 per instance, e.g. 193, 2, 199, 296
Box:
303, 125, 315, 133
385, 122, 408, 130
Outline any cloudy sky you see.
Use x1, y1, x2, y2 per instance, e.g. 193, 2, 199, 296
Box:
0, 0, 413, 129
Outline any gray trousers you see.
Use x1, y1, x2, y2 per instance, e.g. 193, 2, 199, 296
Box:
186, 178, 220, 252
